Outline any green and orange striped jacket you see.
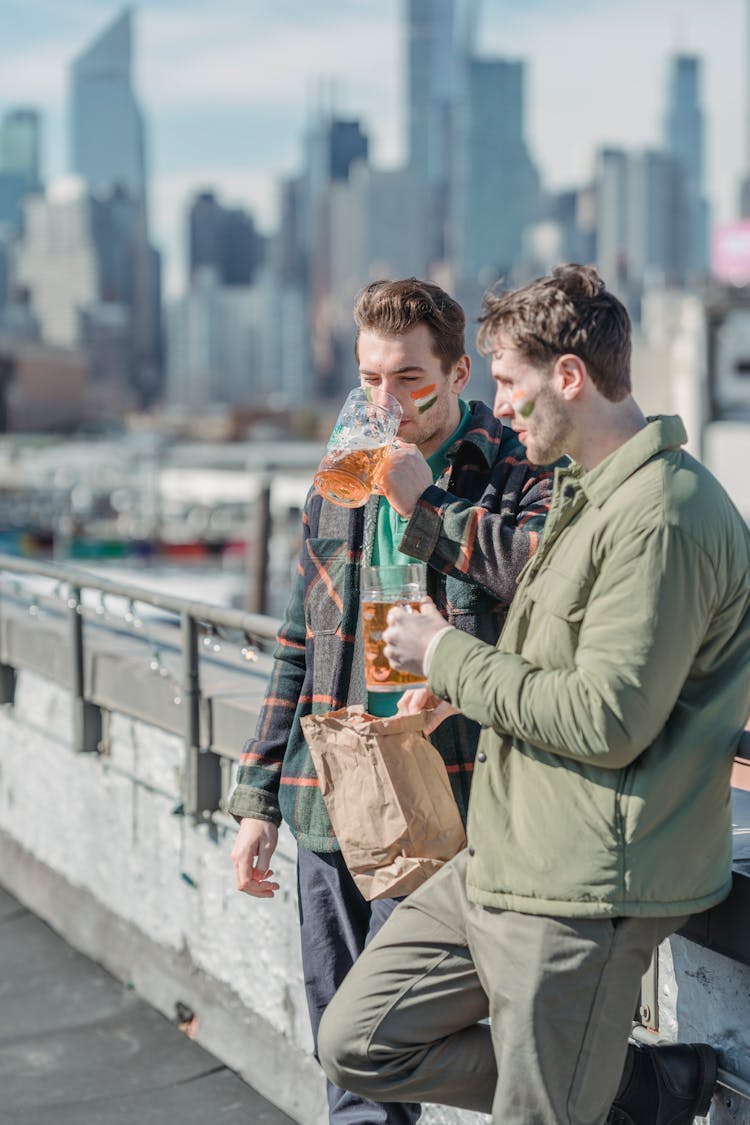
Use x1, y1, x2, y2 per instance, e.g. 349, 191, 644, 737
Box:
228, 400, 557, 852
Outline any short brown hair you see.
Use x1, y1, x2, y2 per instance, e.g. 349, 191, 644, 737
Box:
353, 278, 465, 374
477, 263, 632, 401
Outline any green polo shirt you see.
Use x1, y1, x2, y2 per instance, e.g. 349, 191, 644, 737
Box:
367, 399, 471, 717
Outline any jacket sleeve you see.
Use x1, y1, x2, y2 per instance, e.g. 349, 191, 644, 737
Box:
227, 513, 309, 824
428, 523, 718, 768
399, 465, 555, 605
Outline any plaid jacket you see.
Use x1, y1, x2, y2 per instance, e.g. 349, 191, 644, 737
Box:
228, 400, 556, 852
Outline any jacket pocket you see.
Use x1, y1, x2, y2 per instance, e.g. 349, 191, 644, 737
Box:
524, 566, 590, 622
305, 537, 346, 636
522, 566, 591, 668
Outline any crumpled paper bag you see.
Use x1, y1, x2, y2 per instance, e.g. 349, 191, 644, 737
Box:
301, 705, 466, 900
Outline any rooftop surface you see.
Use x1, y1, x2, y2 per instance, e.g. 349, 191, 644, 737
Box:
2, 784, 749, 1124
0, 885, 293, 1125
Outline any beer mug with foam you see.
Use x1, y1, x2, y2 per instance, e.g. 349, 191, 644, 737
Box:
313, 388, 402, 508
361, 563, 428, 692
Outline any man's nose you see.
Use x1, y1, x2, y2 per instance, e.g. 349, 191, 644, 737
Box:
493, 393, 514, 420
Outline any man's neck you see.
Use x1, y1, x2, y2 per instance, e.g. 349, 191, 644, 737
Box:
573, 397, 648, 471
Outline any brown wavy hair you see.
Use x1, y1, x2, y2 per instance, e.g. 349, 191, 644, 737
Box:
477, 263, 632, 401
353, 278, 466, 374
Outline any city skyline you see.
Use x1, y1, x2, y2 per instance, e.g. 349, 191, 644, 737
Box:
0, 0, 746, 294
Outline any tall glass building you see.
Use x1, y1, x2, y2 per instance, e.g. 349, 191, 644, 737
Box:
69, 8, 161, 403
664, 54, 709, 276
70, 9, 145, 197
453, 56, 539, 285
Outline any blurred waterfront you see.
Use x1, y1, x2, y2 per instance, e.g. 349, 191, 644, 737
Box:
0, 430, 325, 618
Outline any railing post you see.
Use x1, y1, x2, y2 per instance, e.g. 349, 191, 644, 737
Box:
182, 610, 220, 817
68, 584, 102, 753
0, 662, 15, 705
247, 475, 271, 616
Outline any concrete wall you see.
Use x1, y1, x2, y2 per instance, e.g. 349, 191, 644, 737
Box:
0, 668, 492, 1125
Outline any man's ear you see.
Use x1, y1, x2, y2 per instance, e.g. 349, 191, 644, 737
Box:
554, 353, 586, 400
451, 354, 471, 394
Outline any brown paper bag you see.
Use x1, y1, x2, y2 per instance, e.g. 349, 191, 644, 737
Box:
301, 705, 466, 900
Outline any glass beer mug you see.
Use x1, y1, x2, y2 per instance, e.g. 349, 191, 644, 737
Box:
361, 563, 428, 692
313, 388, 402, 508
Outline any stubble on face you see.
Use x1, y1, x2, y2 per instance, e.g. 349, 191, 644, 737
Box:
522, 379, 573, 466
491, 337, 571, 466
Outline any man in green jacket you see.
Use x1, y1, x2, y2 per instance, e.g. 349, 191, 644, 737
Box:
318, 264, 750, 1125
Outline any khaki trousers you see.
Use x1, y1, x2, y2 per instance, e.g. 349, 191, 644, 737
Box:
318, 850, 681, 1125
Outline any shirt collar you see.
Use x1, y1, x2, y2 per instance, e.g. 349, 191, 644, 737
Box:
573, 415, 688, 508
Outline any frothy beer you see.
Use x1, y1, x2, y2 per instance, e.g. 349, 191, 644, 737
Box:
362, 598, 427, 692
314, 441, 390, 509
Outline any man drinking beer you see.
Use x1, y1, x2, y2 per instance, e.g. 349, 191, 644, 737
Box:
228, 277, 557, 1125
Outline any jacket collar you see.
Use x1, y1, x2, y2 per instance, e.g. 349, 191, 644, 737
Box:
575, 415, 688, 509
444, 399, 506, 468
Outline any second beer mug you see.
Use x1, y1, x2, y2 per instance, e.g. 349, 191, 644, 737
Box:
361, 564, 428, 692
314, 388, 402, 508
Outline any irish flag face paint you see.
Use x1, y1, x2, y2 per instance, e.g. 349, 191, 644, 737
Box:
511, 388, 535, 419
411, 383, 438, 414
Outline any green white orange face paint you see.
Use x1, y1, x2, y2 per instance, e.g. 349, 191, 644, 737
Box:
411, 383, 438, 414
511, 388, 535, 419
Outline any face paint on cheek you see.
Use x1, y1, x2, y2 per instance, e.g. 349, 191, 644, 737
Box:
410, 383, 438, 414
512, 389, 535, 419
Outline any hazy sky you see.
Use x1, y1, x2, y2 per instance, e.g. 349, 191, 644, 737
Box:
1, 0, 747, 294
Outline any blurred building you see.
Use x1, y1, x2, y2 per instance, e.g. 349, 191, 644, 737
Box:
15, 180, 99, 348
0, 108, 41, 231
452, 56, 540, 287
0, 336, 89, 432
69, 7, 162, 404
523, 187, 596, 278
70, 10, 144, 197
664, 54, 709, 277
188, 191, 265, 287
595, 148, 630, 297
626, 150, 683, 290
326, 162, 434, 381
406, 0, 456, 258
166, 266, 289, 411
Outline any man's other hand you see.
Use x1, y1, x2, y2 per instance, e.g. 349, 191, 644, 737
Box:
231, 817, 280, 898
397, 686, 460, 734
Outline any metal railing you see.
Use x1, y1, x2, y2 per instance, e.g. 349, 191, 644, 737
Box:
0, 551, 282, 817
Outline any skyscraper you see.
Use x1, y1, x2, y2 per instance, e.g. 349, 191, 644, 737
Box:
0, 108, 41, 229
452, 56, 539, 285
595, 148, 630, 296
68, 8, 161, 402
70, 9, 144, 197
405, 0, 456, 257
664, 54, 709, 276
189, 192, 265, 288
626, 149, 683, 288
0, 109, 40, 189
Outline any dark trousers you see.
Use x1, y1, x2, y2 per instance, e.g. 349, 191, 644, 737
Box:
297, 845, 421, 1125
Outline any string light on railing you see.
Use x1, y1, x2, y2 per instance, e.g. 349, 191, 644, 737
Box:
202, 626, 221, 653
146, 644, 183, 705
240, 638, 258, 662
28, 598, 39, 617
